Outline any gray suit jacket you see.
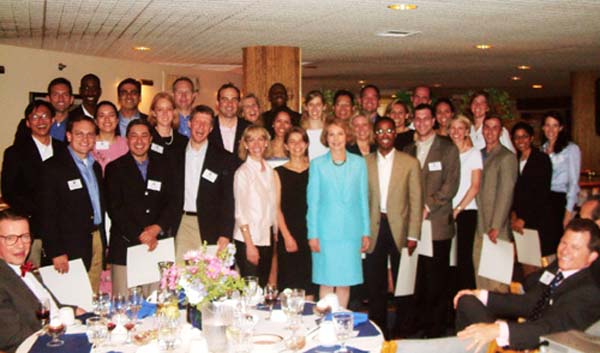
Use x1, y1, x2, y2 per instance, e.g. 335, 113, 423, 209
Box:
366, 150, 423, 252
0, 260, 42, 353
405, 135, 460, 241
476, 144, 518, 241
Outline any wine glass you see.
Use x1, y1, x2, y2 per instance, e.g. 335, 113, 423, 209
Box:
93, 292, 111, 317
263, 284, 278, 319
242, 276, 259, 311
128, 286, 143, 322
281, 288, 305, 330
46, 318, 66, 347
36, 298, 51, 327
86, 316, 108, 350
332, 312, 353, 353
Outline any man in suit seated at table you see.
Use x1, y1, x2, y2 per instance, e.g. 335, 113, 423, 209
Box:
453, 219, 600, 352
0, 209, 88, 353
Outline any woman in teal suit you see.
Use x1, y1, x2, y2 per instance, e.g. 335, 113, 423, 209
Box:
307, 118, 370, 308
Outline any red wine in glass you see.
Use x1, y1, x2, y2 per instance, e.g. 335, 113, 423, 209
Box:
36, 308, 50, 325
264, 293, 277, 306
107, 322, 116, 331
124, 322, 135, 331
47, 324, 66, 335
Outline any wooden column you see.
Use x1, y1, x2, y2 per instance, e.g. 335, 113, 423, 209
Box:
243, 46, 301, 112
571, 71, 600, 172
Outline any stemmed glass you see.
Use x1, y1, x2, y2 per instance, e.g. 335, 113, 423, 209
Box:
86, 316, 108, 350
263, 284, 278, 319
112, 295, 127, 315
281, 288, 305, 330
93, 292, 111, 317
36, 298, 51, 328
46, 317, 66, 347
128, 286, 144, 323
332, 312, 353, 353
242, 276, 259, 311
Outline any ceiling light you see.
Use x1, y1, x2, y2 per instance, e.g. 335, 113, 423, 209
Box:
376, 30, 420, 38
358, 80, 366, 84
510, 76, 521, 81
391, 94, 397, 98
532, 84, 543, 89
517, 65, 531, 70
133, 46, 151, 51
388, 4, 417, 10
475, 44, 492, 50
432, 83, 442, 88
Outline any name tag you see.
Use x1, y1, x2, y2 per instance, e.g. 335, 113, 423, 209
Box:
95, 141, 110, 150
202, 169, 218, 183
539, 271, 555, 285
151, 143, 164, 154
428, 161, 442, 171
147, 179, 162, 191
67, 179, 83, 191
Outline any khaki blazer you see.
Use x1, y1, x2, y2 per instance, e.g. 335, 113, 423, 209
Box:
476, 144, 518, 241
366, 150, 423, 253
404, 135, 460, 241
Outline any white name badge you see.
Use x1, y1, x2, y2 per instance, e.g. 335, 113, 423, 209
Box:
95, 141, 110, 150
539, 271, 555, 285
147, 179, 162, 191
428, 161, 442, 171
151, 143, 164, 154
67, 179, 83, 191
202, 169, 218, 183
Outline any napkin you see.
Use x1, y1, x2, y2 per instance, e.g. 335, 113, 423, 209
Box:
355, 321, 379, 337
324, 312, 368, 327
138, 300, 157, 319
29, 333, 91, 353
304, 345, 368, 353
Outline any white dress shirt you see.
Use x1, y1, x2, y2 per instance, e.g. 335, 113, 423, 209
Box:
233, 158, 277, 246
184, 141, 208, 212
415, 133, 435, 168
377, 150, 394, 214
9, 263, 59, 317
32, 136, 54, 161
219, 120, 237, 153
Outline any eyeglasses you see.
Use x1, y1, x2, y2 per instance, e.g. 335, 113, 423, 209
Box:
375, 128, 394, 135
0, 233, 32, 246
30, 113, 52, 121
119, 89, 140, 96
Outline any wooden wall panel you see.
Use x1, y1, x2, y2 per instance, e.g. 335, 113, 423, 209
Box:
243, 46, 301, 112
571, 71, 600, 173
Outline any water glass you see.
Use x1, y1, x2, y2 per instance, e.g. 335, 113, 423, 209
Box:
157, 315, 179, 350
86, 316, 108, 348
332, 312, 353, 353
128, 286, 143, 321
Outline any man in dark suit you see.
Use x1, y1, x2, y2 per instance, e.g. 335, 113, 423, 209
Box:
14, 78, 74, 144
208, 83, 250, 164
174, 105, 236, 264
260, 83, 301, 135
116, 78, 148, 136
40, 115, 105, 292
68, 73, 101, 120
360, 84, 384, 123
105, 119, 177, 296
454, 219, 600, 351
2, 100, 65, 267
365, 117, 422, 338
404, 103, 460, 337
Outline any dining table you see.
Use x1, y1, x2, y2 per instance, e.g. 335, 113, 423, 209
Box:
17, 302, 384, 353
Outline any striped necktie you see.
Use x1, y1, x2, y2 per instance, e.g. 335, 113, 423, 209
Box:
528, 271, 563, 321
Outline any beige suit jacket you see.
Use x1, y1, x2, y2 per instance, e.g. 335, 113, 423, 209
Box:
404, 135, 460, 241
476, 144, 518, 241
366, 150, 423, 253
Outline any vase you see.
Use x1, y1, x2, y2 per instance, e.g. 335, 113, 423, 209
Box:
199, 301, 234, 353
187, 304, 202, 329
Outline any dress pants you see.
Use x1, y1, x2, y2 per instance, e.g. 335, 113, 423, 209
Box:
455, 295, 495, 331
235, 240, 272, 288
414, 238, 452, 337
88, 230, 103, 293
175, 214, 202, 266
456, 210, 477, 291
364, 216, 400, 339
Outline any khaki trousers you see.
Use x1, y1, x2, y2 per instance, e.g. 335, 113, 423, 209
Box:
88, 230, 103, 293
175, 214, 202, 265
28, 238, 43, 268
472, 233, 510, 293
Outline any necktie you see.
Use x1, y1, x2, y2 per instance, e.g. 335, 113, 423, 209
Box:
528, 271, 563, 321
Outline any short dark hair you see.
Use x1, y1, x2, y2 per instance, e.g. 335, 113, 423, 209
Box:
126, 118, 152, 137
414, 103, 434, 117
0, 208, 29, 223
269, 83, 287, 95
172, 76, 195, 92
483, 115, 502, 125
217, 83, 241, 101
511, 121, 534, 137
80, 73, 101, 87
94, 101, 119, 120
333, 89, 355, 106
360, 84, 380, 99
434, 97, 455, 114
118, 78, 141, 96
25, 100, 55, 119
374, 116, 396, 132
190, 105, 215, 122
67, 115, 98, 134
565, 218, 600, 253
47, 77, 73, 96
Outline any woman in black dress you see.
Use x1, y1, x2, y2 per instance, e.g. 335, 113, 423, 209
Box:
275, 127, 316, 298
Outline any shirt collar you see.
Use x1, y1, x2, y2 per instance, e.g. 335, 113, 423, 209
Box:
416, 133, 435, 147
377, 150, 394, 162
67, 146, 94, 166
187, 139, 208, 154
119, 110, 141, 121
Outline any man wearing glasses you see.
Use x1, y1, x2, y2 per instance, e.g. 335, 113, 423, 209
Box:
116, 78, 148, 137
2, 101, 65, 268
208, 83, 250, 164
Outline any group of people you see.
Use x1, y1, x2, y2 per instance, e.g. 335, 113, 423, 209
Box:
1, 73, 598, 353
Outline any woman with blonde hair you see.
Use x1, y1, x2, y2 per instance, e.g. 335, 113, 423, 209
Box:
347, 112, 376, 156
233, 125, 278, 287
148, 92, 188, 161
307, 118, 370, 308
448, 114, 482, 290
239, 93, 262, 125
301, 90, 329, 160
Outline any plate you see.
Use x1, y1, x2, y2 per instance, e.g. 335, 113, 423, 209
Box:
251, 333, 283, 345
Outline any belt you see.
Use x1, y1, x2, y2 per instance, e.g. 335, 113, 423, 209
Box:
183, 211, 198, 216
91, 225, 100, 232
380, 212, 388, 220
